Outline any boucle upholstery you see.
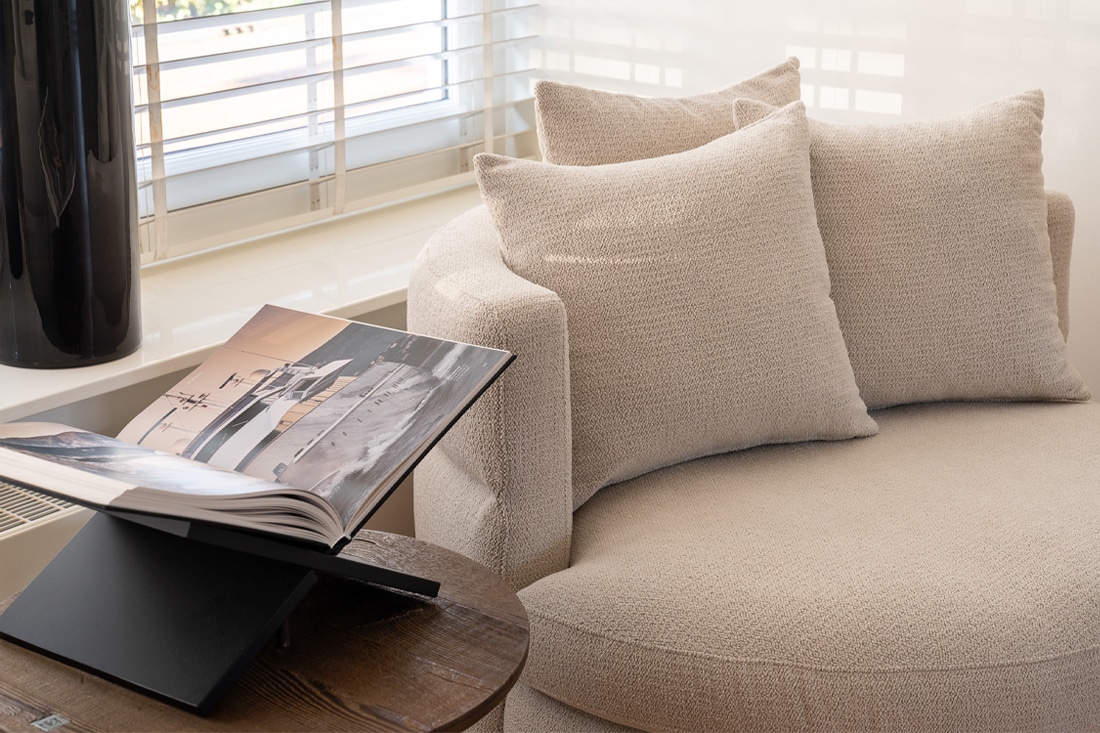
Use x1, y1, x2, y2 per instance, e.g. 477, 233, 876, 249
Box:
535, 57, 801, 166
407, 207, 572, 591
734, 92, 1090, 408
410, 194, 1077, 591
1048, 190, 1075, 337
476, 102, 875, 507
518, 400, 1100, 731
406, 193, 1092, 732
505, 682, 637, 732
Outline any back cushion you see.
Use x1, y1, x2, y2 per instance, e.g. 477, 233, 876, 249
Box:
477, 102, 877, 507
735, 92, 1090, 408
535, 57, 801, 166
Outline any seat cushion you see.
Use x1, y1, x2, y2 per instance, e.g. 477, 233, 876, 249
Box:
506, 680, 641, 733
517, 401, 1100, 732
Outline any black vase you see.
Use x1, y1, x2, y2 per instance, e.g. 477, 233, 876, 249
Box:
0, 0, 141, 368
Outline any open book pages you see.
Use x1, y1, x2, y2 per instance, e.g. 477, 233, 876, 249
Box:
0, 422, 343, 545
0, 306, 512, 549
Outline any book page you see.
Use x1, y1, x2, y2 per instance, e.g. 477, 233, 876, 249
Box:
0, 422, 306, 505
118, 305, 512, 534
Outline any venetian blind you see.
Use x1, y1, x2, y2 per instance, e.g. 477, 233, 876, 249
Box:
131, 0, 538, 263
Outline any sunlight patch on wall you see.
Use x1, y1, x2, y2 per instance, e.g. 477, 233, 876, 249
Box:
787, 46, 817, 68
538, 10, 690, 90
858, 52, 904, 77
635, 63, 662, 85
783, 9, 907, 117
821, 48, 852, 72
819, 86, 850, 110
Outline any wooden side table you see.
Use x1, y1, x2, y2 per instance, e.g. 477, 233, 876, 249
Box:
0, 530, 528, 732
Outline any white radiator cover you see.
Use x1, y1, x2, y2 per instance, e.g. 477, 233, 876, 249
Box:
0, 482, 91, 600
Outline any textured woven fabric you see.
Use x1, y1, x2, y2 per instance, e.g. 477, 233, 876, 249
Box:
407, 207, 573, 591
1047, 190, 1075, 338
535, 57, 800, 166
409, 192, 1086, 731
476, 102, 877, 507
407, 193, 1073, 594
735, 91, 1090, 408
505, 682, 640, 733
518, 400, 1100, 732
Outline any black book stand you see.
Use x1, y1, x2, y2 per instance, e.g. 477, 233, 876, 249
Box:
0, 512, 439, 715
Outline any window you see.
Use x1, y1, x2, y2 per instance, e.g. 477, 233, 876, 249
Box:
131, 0, 538, 263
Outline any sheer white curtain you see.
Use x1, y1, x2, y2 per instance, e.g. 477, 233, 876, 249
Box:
131, 0, 538, 262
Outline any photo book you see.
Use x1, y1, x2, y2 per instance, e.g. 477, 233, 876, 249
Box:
0, 305, 513, 551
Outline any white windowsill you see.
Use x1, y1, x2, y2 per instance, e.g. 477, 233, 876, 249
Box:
0, 185, 484, 423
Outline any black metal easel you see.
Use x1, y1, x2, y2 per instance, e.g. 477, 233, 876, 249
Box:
0, 512, 439, 715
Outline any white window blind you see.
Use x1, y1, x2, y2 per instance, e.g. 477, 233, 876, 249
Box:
130, 0, 538, 263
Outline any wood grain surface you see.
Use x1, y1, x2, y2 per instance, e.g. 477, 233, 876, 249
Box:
0, 530, 528, 732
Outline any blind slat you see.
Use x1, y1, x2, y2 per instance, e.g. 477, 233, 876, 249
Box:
134, 33, 536, 110
135, 87, 535, 160
138, 3, 538, 70
143, 1, 329, 32
137, 111, 533, 187
142, 128, 529, 260
134, 0, 537, 261
149, 36, 332, 73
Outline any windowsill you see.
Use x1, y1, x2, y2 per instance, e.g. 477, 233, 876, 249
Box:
0, 185, 484, 423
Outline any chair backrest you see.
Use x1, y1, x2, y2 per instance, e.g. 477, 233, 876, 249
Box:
407, 192, 1075, 592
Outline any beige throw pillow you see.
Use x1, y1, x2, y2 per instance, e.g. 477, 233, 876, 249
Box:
535, 57, 801, 166
735, 92, 1091, 408
476, 102, 878, 507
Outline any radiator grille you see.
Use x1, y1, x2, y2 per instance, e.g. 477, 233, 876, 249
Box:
0, 480, 73, 536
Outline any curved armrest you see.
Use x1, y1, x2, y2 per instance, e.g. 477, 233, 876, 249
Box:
408, 206, 573, 591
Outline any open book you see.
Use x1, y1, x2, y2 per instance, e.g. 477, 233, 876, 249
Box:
0, 305, 512, 551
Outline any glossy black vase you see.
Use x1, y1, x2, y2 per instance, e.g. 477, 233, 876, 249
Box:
0, 0, 141, 368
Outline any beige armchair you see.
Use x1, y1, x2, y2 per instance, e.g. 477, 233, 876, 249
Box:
407, 190, 1100, 732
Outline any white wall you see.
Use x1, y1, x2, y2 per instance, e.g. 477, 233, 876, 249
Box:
537, 0, 1100, 391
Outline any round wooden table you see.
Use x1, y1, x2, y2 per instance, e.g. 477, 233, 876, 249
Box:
0, 531, 528, 732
